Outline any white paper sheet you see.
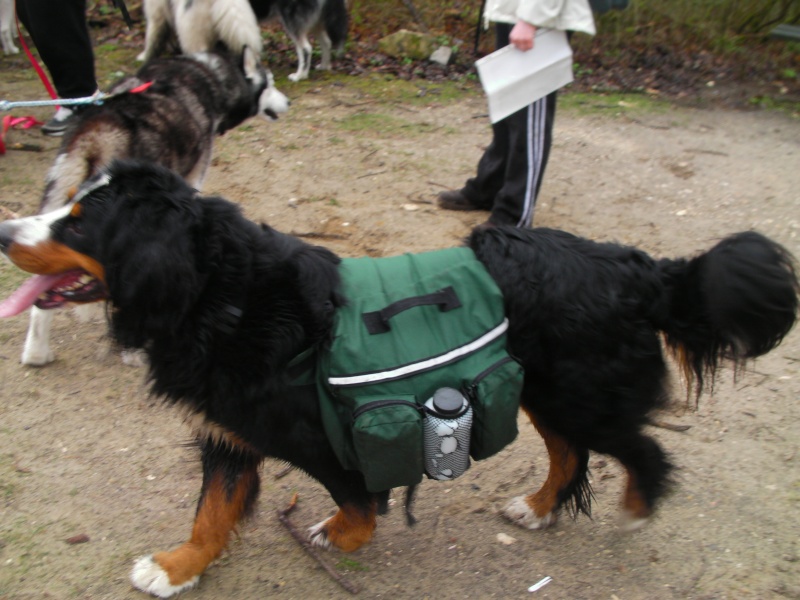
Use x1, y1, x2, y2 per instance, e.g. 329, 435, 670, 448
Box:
475, 29, 574, 123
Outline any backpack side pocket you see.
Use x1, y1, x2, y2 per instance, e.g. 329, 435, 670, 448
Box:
467, 356, 524, 461
352, 395, 424, 492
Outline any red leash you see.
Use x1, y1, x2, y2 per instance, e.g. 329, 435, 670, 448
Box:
0, 10, 54, 154
0, 115, 43, 155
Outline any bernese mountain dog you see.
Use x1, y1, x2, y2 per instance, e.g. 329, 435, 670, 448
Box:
0, 161, 796, 598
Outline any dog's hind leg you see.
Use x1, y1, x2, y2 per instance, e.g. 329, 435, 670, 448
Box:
316, 28, 333, 70
138, 0, 175, 62
21, 308, 56, 366
287, 30, 313, 81
131, 438, 262, 598
601, 431, 672, 531
501, 410, 591, 530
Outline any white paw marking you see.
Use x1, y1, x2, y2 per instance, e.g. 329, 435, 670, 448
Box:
21, 345, 55, 366
501, 496, 557, 530
308, 519, 332, 549
619, 510, 649, 532
121, 349, 148, 368
130, 555, 199, 598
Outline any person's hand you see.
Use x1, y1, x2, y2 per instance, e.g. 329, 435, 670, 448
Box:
509, 20, 536, 51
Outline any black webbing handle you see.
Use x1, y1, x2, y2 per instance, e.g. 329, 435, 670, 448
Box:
362, 286, 462, 334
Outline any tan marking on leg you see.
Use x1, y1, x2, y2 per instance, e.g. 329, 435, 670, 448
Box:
524, 408, 580, 518
623, 468, 652, 519
321, 502, 377, 552
150, 466, 258, 587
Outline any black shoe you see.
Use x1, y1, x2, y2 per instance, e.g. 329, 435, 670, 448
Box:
41, 106, 79, 136
437, 189, 490, 212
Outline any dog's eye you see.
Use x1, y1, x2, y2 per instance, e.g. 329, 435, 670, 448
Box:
66, 219, 83, 235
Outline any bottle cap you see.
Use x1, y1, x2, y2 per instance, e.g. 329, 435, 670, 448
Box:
432, 388, 464, 416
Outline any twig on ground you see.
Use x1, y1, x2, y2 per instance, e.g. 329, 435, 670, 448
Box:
277, 493, 360, 595
651, 420, 692, 432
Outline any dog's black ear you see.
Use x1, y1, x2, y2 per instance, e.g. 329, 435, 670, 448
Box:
100, 168, 205, 347
108, 233, 201, 347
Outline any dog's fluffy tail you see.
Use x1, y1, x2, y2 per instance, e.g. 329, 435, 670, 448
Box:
657, 231, 799, 396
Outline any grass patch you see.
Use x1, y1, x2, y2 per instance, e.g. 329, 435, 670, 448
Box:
335, 111, 448, 136
336, 557, 369, 572
561, 90, 672, 117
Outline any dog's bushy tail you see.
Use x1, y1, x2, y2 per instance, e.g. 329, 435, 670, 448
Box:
657, 231, 798, 396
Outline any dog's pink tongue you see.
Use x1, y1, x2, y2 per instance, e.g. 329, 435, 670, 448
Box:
0, 274, 66, 318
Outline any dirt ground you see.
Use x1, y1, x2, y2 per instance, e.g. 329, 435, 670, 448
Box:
1, 52, 799, 600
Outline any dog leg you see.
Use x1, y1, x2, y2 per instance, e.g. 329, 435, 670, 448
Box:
502, 411, 589, 530
131, 439, 261, 598
138, 0, 174, 62
287, 32, 312, 81
308, 499, 377, 552
21, 308, 56, 366
317, 31, 332, 70
611, 433, 672, 531
0, 0, 19, 55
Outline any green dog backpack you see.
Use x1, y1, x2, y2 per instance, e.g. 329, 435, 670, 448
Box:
316, 247, 524, 493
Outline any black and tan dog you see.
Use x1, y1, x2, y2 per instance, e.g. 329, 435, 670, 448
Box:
0, 161, 796, 597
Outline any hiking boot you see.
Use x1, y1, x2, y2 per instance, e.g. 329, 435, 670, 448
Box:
41, 106, 80, 136
437, 189, 490, 212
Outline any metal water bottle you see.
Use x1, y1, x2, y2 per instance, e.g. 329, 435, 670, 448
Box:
423, 387, 473, 480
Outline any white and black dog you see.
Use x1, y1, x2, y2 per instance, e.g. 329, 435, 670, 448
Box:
139, 0, 348, 81
9, 46, 289, 366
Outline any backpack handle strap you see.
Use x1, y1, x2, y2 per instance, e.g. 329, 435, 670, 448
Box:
362, 286, 462, 334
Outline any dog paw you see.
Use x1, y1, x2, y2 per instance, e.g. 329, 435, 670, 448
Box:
308, 519, 333, 550
619, 510, 649, 532
501, 496, 557, 530
131, 555, 199, 598
121, 349, 148, 368
21, 346, 55, 366
288, 72, 307, 82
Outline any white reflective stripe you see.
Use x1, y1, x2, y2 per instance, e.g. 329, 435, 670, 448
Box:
328, 318, 510, 387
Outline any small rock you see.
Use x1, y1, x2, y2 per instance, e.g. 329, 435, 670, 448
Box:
378, 30, 437, 60
496, 532, 517, 545
430, 46, 452, 66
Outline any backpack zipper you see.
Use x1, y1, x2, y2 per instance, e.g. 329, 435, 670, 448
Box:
352, 398, 424, 421
464, 355, 517, 400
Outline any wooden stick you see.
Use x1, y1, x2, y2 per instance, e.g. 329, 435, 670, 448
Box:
277, 494, 360, 595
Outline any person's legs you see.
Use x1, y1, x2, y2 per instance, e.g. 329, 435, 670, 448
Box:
16, 0, 97, 135
438, 23, 513, 211
488, 90, 556, 227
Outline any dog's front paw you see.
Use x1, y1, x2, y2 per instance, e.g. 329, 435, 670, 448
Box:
307, 506, 376, 552
308, 519, 333, 550
21, 345, 55, 366
501, 496, 557, 530
131, 555, 199, 598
